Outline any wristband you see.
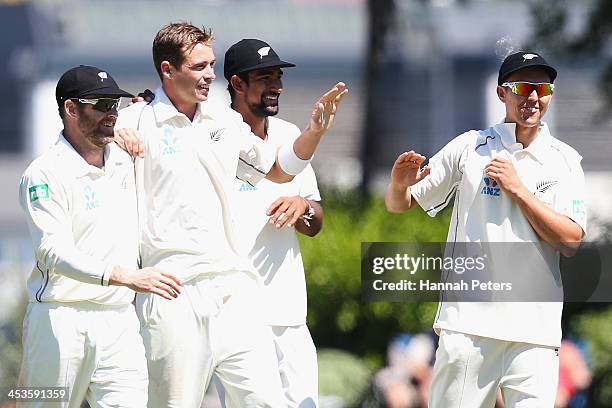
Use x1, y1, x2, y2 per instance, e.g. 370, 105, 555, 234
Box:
278, 143, 310, 176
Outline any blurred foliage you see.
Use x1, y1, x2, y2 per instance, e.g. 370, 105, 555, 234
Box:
529, 0, 612, 119
318, 348, 372, 406
572, 307, 612, 407
301, 189, 450, 370
0, 296, 26, 404
568, 224, 612, 408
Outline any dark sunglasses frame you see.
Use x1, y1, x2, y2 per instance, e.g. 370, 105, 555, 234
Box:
72, 98, 121, 113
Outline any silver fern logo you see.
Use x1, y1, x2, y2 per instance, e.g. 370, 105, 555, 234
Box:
257, 46, 271, 59
84, 185, 100, 210
536, 180, 558, 194
522, 53, 538, 62
161, 127, 179, 155
210, 128, 224, 141
534, 180, 558, 206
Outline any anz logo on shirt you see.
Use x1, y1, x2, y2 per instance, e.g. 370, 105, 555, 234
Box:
161, 127, 180, 156
239, 182, 257, 192
84, 185, 100, 210
481, 176, 501, 197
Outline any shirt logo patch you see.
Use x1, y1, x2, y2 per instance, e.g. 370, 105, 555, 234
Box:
534, 180, 558, 206
481, 176, 500, 197
161, 127, 179, 156
536, 180, 558, 194
239, 183, 257, 192
572, 199, 586, 219
210, 128, 224, 141
29, 184, 49, 202
84, 185, 100, 210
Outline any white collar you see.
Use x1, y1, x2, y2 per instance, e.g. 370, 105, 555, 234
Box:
492, 121, 553, 163
152, 87, 212, 124
56, 132, 122, 177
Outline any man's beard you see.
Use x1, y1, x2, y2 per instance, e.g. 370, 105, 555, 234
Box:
78, 113, 111, 148
250, 94, 279, 118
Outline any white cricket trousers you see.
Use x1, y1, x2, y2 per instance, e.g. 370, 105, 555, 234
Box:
18, 302, 148, 408
271, 325, 319, 408
215, 324, 319, 407
136, 272, 284, 408
429, 330, 559, 408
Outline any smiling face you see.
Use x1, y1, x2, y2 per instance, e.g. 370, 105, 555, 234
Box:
497, 66, 553, 129
74, 99, 118, 148
243, 67, 284, 117
167, 42, 216, 106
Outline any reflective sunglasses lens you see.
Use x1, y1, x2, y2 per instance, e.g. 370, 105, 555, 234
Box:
535, 83, 553, 96
93, 99, 120, 112
512, 83, 553, 97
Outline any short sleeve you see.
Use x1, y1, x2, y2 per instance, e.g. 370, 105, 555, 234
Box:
411, 133, 472, 217
298, 164, 321, 202
555, 158, 587, 236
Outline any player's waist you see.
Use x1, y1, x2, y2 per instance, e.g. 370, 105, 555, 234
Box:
27, 298, 134, 310
26, 276, 135, 305
145, 253, 258, 282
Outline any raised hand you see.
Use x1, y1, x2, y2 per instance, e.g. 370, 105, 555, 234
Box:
390, 150, 431, 189
308, 82, 349, 134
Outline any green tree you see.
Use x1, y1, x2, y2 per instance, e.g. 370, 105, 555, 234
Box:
302, 190, 450, 369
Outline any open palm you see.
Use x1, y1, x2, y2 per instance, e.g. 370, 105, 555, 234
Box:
391, 150, 431, 188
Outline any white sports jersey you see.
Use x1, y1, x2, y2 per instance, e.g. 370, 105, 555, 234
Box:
116, 88, 276, 283
412, 122, 587, 347
19, 134, 138, 305
232, 117, 321, 326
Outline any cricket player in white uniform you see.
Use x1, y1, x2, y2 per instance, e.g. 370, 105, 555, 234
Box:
385, 52, 587, 407
114, 23, 347, 408
18, 66, 182, 408
219, 39, 322, 407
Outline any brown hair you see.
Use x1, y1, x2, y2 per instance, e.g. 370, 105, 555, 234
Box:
152, 22, 214, 79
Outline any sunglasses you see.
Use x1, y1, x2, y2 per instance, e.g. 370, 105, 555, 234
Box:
73, 98, 121, 113
501, 82, 554, 97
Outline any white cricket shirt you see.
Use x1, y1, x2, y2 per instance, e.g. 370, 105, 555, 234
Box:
411, 122, 587, 347
19, 133, 138, 305
232, 117, 321, 326
116, 88, 276, 283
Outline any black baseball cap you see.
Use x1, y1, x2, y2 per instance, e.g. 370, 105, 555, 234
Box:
498, 52, 557, 85
224, 39, 295, 81
55, 65, 133, 107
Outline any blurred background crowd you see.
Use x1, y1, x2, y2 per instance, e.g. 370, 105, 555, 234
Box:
0, 0, 611, 407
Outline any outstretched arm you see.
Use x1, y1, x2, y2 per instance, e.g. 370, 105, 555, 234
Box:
266, 82, 348, 182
